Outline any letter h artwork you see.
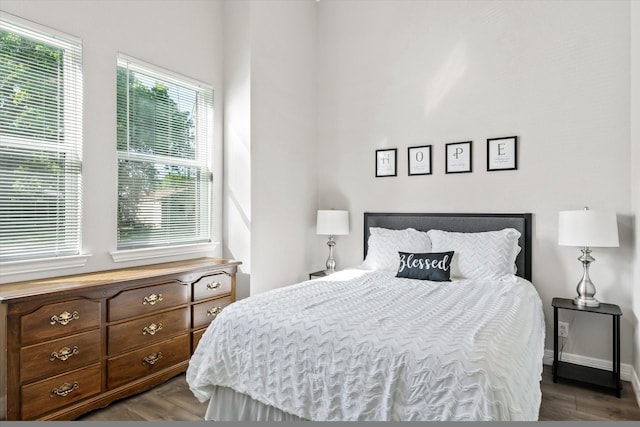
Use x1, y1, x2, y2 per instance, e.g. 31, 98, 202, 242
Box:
375, 148, 397, 177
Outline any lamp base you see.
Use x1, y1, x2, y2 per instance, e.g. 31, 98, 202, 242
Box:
573, 247, 600, 308
325, 235, 336, 274
573, 295, 600, 308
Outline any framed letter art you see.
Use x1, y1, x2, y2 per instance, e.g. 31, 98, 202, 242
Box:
445, 141, 472, 174
408, 145, 432, 176
487, 136, 517, 171
376, 148, 397, 177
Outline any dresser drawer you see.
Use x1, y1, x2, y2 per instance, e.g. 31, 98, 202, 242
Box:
106, 334, 190, 389
192, 328, 206, 353
21, 330, 101, 383
108, 307, 189, 355
20, 363, 101, 420
192, 272, 232, 302
107, 282, 189, 322
192, 295, 233, 329
21, 299, 101, 345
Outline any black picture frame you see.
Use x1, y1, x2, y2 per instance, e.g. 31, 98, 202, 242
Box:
445, 141, 472, 174
487, 136, 518, 171
408, 145, 432, 176
375, 148, 397, 177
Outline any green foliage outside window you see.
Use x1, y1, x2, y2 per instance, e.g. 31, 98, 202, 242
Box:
0, 30, 63, 142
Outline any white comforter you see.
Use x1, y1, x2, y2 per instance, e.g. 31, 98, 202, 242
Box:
186, 268, 545, 421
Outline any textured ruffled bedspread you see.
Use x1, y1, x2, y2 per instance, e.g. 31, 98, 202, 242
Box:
186, 268, 545, 421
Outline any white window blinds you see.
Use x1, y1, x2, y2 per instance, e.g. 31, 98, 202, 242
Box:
0, 17, 83, 262
116, 55, 213, 250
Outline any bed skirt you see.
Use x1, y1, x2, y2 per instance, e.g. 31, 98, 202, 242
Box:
204, 385, 308, 422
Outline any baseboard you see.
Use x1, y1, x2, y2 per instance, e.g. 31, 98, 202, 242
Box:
543, 349, 640, 406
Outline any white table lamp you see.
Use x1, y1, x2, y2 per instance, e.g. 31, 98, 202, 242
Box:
316, 210, 349, 274
558, 207, 619, 307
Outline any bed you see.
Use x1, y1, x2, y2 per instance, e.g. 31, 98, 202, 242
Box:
186, 212, 545, 421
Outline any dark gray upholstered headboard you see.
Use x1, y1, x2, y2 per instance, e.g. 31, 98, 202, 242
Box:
363, 212, 532, 281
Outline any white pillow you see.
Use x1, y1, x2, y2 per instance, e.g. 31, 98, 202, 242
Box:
427, 228, 521, 280
362, 227, 432, 271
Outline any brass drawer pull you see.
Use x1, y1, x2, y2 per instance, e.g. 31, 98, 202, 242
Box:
50, 346, 79, 362
142, 352, 163, 365
142, 322, 163, 336
50, 381, 79, 397
50, 311, 80, 326
142, 293, 163, 305
207, 281, 222, 290
207, 307, 222, 318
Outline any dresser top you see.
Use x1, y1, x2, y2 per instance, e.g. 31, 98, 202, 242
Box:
0, 258, 241, 302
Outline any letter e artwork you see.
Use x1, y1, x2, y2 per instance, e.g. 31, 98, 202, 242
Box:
487, 136, 517, 171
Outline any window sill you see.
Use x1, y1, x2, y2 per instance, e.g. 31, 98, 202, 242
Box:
110, 242, 219, 263
0, 254, 92, 278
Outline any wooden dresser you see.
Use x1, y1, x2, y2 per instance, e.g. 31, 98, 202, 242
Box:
0, 257, 241, 421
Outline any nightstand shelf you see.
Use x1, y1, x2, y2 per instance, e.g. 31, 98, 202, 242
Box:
552, 297, 622, 397
554, 361, 619, 389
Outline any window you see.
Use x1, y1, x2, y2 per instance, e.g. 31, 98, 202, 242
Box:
0, 16, 83, 263
116, 55, 213, 251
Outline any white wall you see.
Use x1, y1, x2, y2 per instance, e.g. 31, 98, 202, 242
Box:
316, 0, 633, 365
223, 0, 252, 300
250, 0, 318, 294
0, 0, 225, 283
222, 0, 318, 296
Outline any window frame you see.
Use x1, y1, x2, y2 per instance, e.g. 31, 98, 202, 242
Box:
111, 53, 217, 262
0, 13, 88, 276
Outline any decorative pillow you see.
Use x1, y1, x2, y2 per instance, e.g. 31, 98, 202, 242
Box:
395, 251, 454, 282
362, 227, 432, 271
426, 228, 521, 280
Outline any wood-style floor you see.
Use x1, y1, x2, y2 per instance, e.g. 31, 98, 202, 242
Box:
76, 365, 640, 421
538, 366, 640, 421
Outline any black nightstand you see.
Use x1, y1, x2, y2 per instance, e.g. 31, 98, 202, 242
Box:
552, 297, 622, 397
309, 270, 329, 280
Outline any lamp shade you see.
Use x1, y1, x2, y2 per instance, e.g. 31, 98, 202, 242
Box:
316, 210, 349, 235
558, 209, 619, 247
